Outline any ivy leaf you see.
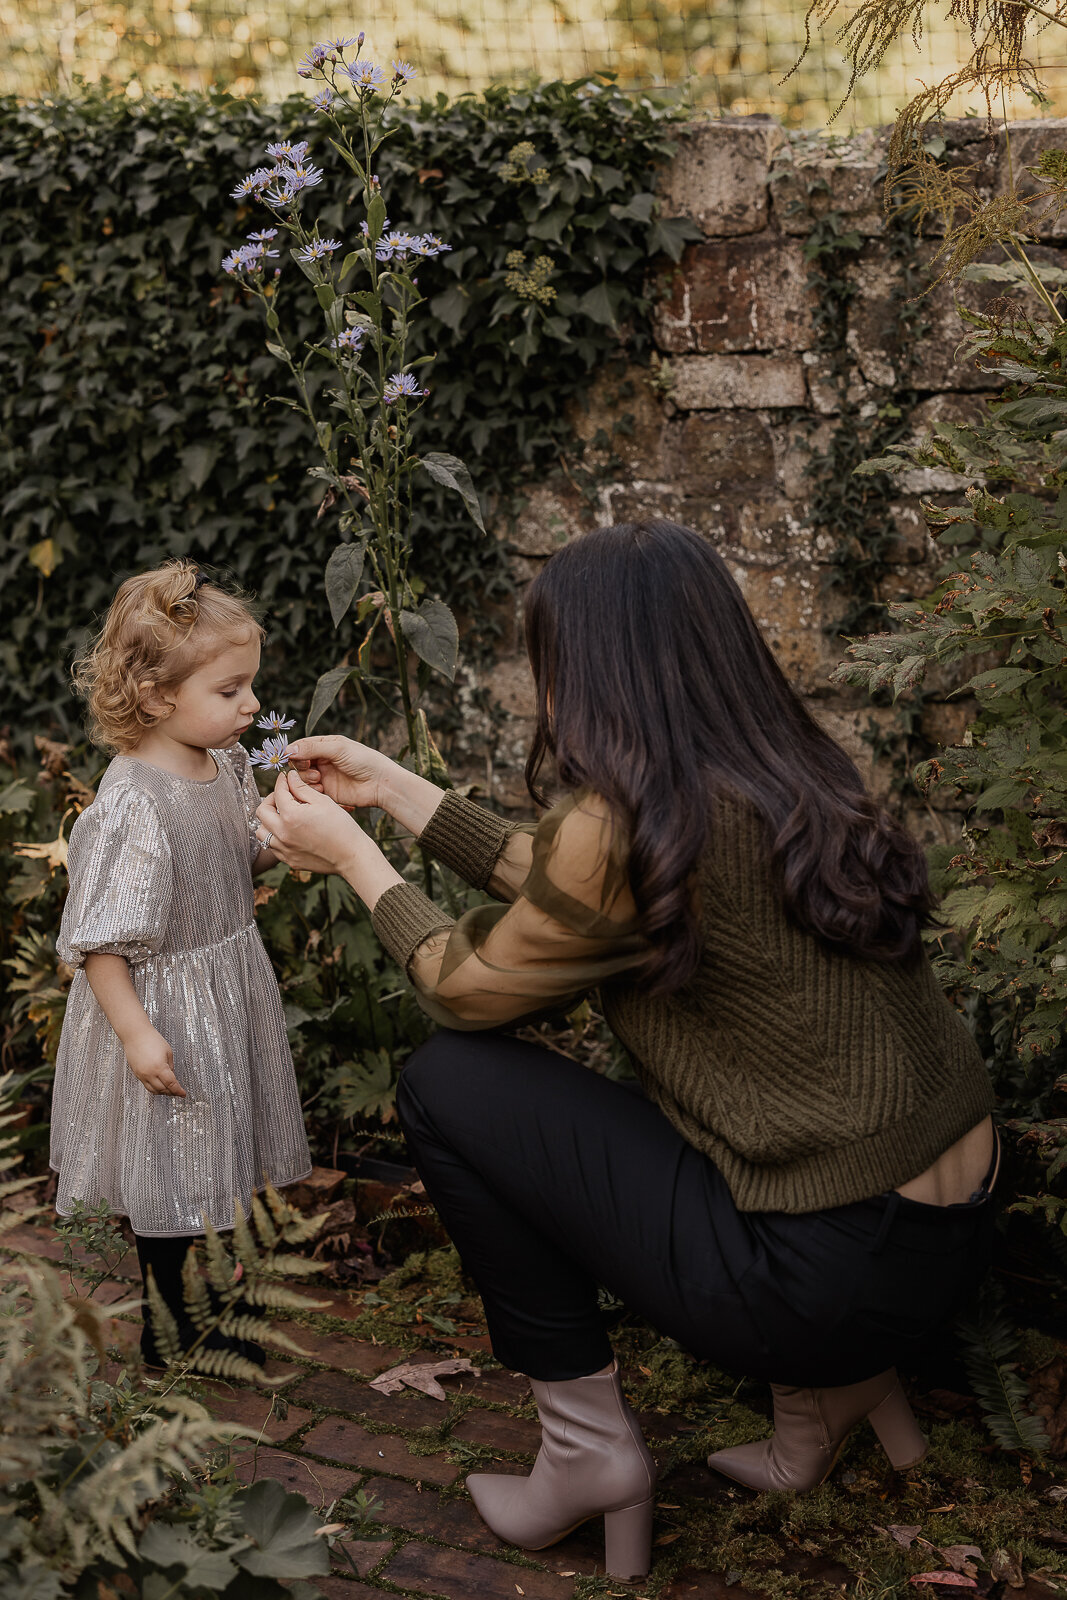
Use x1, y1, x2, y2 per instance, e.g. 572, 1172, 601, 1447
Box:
324, 539, 367, 627
417, 451, 485, 534
0, 778, 36, 813
306, 665, 354, 734
400, 599, 459, 681
575, 280, 617, 328
179, 441, 218, 491
235, 1479, 330, 1580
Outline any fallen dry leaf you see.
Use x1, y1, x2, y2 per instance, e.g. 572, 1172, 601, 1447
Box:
369, 1356, 477, 1401
990, 1549, 1025, 1589
909, 1575, 977, 1589
938, 1545, 982, 1579
887, 1526, 923, 1548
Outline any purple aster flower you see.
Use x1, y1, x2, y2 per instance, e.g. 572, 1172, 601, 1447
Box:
411, 232, 451, 258
250, 733, 292, 770
359, 214, 390, 238
311, 88, 334, 112
376, 229, 418, 263
327, 35, 359, 51
256, 709, 296, 732
247, 228, 278, 242
392, 59, 417, 82
230, 166, 273, 200
266, 139, 309, 163
345, 59, 386, 89
383, 372, 424, 403
331, 327, 366, 352
294, 236, 342, 263
297, 43, 329, 76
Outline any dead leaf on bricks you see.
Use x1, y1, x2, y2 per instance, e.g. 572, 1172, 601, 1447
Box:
909, 1576, 978, 1589
990, 1550, 1025, 1589
370, 1356, 477, 1401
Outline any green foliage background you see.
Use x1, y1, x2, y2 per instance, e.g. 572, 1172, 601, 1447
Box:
0, 80, 693, 758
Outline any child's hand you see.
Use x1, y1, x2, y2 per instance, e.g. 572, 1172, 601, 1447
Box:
123, 1024, 186, 1097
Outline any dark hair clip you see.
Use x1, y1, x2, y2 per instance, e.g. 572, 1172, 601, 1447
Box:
193, 571, 208, 590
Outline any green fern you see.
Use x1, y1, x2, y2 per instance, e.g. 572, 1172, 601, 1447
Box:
956, 1284, 1051, 1455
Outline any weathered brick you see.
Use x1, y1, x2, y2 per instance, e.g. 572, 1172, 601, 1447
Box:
364, 1478, 603, 1577
728, 562, 840, 694
294, 1367, 448, 1429
233, 1446, 359, 1508
304, 1417, 460, 1485
506, 484, 588, 556
312, 1578, 383, 1599
669, 354, 806, 410
270, 1321, 404, 1375
993, 118, 1067, 239
661, 412, 775, 494
451, 1409, 542, 1456
200, 1383, 314, 1444
331, 1536, 392, 1576
772, 129, 887, 238
657, 120, 784, 238
382, 1540, 576, 1598
655, 238, 816, 354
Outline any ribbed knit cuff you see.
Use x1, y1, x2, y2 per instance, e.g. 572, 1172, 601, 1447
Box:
418, 789, 514, 891
372, 883, 456, 973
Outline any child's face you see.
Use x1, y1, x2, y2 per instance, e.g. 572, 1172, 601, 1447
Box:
156, 632, 262, 751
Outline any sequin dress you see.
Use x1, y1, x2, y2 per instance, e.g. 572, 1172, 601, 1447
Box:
51, 744, 311, 1236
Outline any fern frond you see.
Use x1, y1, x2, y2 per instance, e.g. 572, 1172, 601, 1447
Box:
201, 1220, 234, 1295
144, 1267, 182, 1365
238, 1281, 331, 1313
181, 1249, 215, 1333
957, 1288, 1051, 1454
231, 1199, 258, 1274
252, 1189, 279, 1251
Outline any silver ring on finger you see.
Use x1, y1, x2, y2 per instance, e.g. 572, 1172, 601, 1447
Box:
262, 831, 274, 850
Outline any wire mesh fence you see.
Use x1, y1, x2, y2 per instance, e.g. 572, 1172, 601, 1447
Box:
3, 0, 1066, 127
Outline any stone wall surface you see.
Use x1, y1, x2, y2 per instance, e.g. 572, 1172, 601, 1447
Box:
445, 117, 1067, 829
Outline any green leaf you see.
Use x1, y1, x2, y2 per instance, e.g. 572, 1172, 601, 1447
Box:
575, 280, 617, 327
994, 397, 1067, 432
400, 598, 460, 681
0, 777, 36, 813
315, 282, 336, 310
306, 665, 354, 734
964, 667, 1035, 698
417, 451, 485, 534
139, 1523, 244, 1588
235, 1479, 331, 1580
367, 191, 387, 243
179, 441, 218, 491
324, 539, 366, 627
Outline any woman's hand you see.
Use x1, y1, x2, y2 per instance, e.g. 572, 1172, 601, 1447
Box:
257, 769, 404, 909
285, 736, 390, 812
256, 768, 365, 875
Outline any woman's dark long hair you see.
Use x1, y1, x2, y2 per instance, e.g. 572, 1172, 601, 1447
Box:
523, 520, 935, 994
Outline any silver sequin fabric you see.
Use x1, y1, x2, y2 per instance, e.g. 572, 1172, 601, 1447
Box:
51, 744, 311, 1236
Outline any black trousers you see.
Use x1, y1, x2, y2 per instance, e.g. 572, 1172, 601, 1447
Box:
395, 1031, 994, 1386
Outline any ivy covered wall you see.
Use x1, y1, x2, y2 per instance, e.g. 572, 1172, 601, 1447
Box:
0, 82, 695, 755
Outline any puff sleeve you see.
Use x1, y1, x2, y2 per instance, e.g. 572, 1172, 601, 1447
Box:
371, 791, 648, 1030
57, 785, 174, 967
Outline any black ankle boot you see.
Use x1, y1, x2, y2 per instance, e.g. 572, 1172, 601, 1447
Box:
135, 1234, 265, 1369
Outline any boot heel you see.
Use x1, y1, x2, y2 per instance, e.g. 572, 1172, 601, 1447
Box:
603, 1497, 653, 1581
868, 1381, 927, 1470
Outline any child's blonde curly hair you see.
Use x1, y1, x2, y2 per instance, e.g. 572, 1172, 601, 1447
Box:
72, 560, 266, 754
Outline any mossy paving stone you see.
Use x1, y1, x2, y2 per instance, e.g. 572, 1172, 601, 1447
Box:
381, 1540, 577, 1598
312, 1579, 384, 1598
331, 1536, 393, 1576
303, 1417, 461, 1485
363, 1476, 605, 1577
232, 1445, 359, 1508
293, 1367, 452, 1428
662, 1572, 764, 1600
442, 1367, 532, 1406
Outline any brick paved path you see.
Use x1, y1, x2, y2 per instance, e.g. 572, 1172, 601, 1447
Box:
2, 1216, 752, 1600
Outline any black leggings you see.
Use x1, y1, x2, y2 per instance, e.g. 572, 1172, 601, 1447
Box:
395, 1031, 994, 1386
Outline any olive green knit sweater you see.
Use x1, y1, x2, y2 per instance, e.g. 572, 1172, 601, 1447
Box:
372, 790, 994, 1214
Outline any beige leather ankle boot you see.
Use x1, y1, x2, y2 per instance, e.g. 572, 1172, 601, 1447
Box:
466, 1361, 657, 1580
707, 1369, 926, 1491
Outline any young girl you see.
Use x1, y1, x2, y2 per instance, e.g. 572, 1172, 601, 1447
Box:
51, 559, 311, 1364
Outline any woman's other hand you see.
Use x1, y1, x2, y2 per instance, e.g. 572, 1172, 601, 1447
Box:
285, 736, 387, 811
256, 768, 365, 875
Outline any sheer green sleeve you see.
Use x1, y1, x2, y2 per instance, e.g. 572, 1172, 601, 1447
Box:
371, 792, 647, 1030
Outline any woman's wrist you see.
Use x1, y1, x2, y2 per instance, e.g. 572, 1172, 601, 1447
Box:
376, 763, 448, 839
337, 821, 405, 911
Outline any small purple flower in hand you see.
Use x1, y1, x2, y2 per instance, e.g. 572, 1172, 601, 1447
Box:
250, 734, 293, 771
257, 710, 296, 732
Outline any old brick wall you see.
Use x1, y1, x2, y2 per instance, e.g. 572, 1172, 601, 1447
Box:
446, 117, 1067, 832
